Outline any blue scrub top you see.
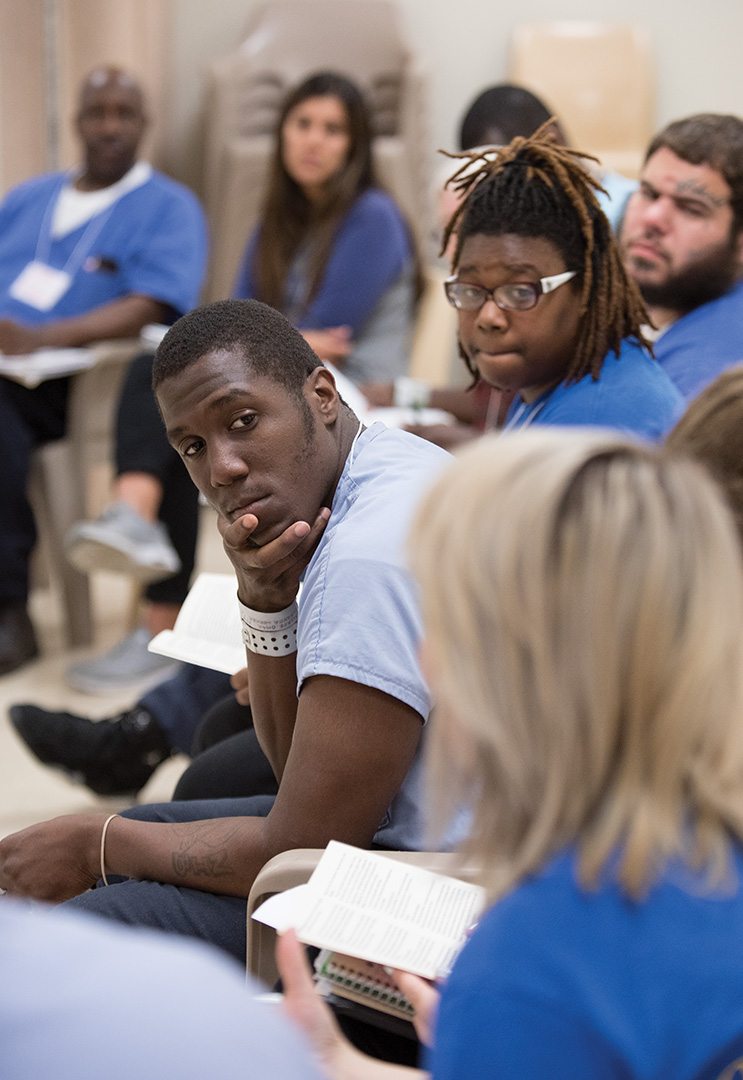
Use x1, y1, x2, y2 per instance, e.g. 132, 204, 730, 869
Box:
0, 169, 207, 326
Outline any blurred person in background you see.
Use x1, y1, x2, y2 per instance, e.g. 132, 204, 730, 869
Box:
234, 70, 419, 387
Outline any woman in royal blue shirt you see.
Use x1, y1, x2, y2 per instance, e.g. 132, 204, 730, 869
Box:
234, 72, 418, 385
279, 421, 743, 1079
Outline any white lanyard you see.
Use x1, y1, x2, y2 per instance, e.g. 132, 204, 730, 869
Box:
504, 395, 550, 431
34, 179, 118, 281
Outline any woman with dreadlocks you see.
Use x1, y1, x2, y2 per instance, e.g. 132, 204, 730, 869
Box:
440, 125, 683, 437
365, 124, 682, 447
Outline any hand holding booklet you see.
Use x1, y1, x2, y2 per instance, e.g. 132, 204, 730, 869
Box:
253, 841, 484, 1020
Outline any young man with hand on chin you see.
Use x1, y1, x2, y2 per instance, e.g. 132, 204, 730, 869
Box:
0, 299, 453, 966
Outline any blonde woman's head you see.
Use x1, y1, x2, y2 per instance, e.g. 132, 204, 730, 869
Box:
665, 363, 743, 547
412, 428, 743, 900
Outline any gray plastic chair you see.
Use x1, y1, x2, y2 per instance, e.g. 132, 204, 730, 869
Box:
28, 341, 141, 647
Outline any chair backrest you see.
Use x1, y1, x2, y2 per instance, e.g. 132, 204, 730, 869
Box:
202, 0, 429, 300
508, 21, 655, 178
407, 265, 459, 387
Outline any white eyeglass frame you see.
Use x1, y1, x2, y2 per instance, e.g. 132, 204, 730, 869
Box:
444, 269, 578, 312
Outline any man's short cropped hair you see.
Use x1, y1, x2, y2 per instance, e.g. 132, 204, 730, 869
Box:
645, 114, 743, 233
153, 299, 321, 397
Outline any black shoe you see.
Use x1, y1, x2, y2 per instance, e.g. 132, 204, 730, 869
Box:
0, 603, 39, 676
9, 704, 172, 796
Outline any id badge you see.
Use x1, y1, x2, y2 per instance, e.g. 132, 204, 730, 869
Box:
8, 260, 72, 311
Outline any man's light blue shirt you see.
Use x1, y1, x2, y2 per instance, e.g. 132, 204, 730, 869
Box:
297, 422, 451, 850
1, 900, 322, 1080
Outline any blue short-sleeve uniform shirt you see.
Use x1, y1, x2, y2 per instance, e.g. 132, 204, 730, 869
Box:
0, 169, 207, 325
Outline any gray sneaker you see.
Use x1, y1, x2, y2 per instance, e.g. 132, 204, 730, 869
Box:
64, 502, 181, 584
65, 627, 180, 695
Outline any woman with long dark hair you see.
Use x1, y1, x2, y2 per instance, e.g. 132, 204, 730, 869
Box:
234, 72, 418, 385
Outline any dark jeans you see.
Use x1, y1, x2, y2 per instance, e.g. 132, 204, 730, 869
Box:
64, 793, 421, 1065
142, 664, 233, 756
0, 375, 69, 604
115, 351, 199, 606
63, 795, 277, 963
173, 694, 279, 801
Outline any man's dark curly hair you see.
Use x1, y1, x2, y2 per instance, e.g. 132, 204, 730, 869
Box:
153, 299, 321, 401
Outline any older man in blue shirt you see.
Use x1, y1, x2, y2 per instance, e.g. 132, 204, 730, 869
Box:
0, 65, 206, 675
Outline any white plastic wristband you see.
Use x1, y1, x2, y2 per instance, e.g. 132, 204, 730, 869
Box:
239, 600, 299, 655
393, 376, 432, 410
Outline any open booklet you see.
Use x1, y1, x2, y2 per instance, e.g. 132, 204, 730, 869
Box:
253, 841, 484, 1019
148, 572, 245, 674
0, 348, 94, 388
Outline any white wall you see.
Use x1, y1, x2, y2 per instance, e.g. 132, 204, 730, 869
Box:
161, 0, 743, 197
398, 0, 743, 151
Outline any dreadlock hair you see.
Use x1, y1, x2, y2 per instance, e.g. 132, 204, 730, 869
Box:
442, 122, 651, 384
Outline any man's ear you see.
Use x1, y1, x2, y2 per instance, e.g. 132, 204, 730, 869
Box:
306, 366, 340, 426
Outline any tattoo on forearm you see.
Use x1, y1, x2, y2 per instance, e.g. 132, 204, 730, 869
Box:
172, 850, 232, 877
170, 821, 242, 880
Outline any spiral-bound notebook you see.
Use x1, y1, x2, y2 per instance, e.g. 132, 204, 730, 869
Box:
314, 949, 415, 1020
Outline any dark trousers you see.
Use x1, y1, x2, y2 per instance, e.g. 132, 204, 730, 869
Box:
62, 795, 277, 963
0, 350, 199, 607
63, 793, 421, 1066
0, 375, 69, 604
173, 694, 280, 801
141, 664, 233, 756
114, 352, 200, 606
138, 666, 279, 794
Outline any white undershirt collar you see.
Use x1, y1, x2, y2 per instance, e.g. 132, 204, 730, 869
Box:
51, 161, 152, 238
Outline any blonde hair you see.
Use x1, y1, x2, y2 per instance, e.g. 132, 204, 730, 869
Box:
412, 429, 743, 902
665, 364, 743, 547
